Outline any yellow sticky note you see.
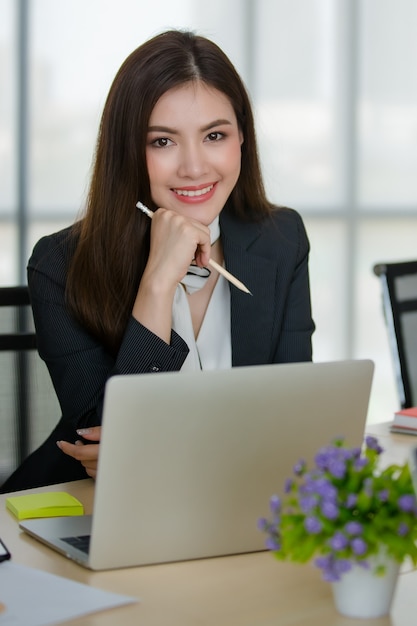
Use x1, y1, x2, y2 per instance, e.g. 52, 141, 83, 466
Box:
5, 492, 84, 520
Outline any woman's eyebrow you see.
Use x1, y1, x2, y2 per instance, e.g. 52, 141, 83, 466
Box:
201, 118, 233, 132
147, 125, 179, 134
147, 119, 233, 134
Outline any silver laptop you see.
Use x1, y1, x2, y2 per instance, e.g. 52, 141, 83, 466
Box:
20, 359, 374, 570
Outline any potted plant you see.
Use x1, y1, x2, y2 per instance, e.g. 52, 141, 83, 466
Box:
258, 435, 417, 618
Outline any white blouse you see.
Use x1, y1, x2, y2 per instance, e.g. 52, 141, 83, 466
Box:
171, 274, 231, 371
171, 216, 232, 371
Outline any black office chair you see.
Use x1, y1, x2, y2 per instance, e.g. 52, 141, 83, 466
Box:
0, 286, 59, 486
373, 261, 417, 409
0, 286, 37, 351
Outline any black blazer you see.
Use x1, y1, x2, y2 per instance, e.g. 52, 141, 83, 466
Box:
1, 207, 314, 492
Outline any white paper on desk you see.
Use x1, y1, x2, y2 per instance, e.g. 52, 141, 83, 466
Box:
0, 561, 138, 626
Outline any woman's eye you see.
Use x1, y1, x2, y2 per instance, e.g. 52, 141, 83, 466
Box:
206, 131, 224, 142
151, 137, 172, 148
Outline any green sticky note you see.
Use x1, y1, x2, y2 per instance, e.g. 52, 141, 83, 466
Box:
5, 492, 84, 520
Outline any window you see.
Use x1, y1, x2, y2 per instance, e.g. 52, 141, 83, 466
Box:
1, 0, 416, 424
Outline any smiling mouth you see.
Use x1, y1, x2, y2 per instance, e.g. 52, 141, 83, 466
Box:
172, 184, 214, 198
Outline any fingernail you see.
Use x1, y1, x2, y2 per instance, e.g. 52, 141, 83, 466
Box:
76, 428, 92, 435
74, 440, 83, 446
56, 440, 62, 449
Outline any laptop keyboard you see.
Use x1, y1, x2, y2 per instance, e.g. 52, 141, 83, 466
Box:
60, 534, 91, 554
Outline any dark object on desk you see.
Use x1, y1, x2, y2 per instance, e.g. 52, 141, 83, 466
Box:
373, 260, 417, 409
0, 537, 11, 562
0, 286, 62, 490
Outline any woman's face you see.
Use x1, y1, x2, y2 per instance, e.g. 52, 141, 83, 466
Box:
146, 81, 243, 226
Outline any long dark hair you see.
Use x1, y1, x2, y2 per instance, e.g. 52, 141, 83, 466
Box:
66, 29, 272, 355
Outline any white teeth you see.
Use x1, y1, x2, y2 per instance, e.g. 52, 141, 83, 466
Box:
174, 185, 213, 197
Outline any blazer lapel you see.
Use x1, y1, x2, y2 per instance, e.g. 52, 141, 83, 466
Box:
220, 212, 278, 366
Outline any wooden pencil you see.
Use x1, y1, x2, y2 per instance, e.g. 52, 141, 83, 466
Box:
136, 201, 252, 295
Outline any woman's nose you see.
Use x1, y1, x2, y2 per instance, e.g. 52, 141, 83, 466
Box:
177, 143, 209, 179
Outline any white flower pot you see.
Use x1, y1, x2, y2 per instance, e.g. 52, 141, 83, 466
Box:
331, 553, 400, 618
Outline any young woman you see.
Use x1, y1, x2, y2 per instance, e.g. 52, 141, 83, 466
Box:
1, 30, 315, 492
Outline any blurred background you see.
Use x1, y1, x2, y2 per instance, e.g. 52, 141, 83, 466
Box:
1, 0, 416, 425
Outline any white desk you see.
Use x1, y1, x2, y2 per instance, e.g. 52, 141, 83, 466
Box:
1, 423, 417, 625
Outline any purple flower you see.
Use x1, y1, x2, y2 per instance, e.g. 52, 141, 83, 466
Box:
314, 478, 338, 501
363, 477, 374, 496
320, 500, 339, 520
322, 569, 340, 582
314, 554, 352, 581
354, 457, 368, 471
315, 445, 349, 477
257, 517, 269, 532
398, 522, 409, 537
346, 493, 358, 508
365, 436, 384, 454
378, 489, 389, 502
314, 555, 337, 581
334, 558, 352, 576
299, 494, 318, 513
351, 537, 367, 556
315, 447, 335, 470
315, 555, 331, 568
329, 531, 348, 551
304, 516, 322, 534
328, 458, 347, 479
269, 495, 281, 514
265, 536, 281, 551
345, 521, 363, 536
284, 478, 294, 493
293, 459, 306, 476
398, 494, 416, 512
314, 555, 332, 571
300, 476, 318, 495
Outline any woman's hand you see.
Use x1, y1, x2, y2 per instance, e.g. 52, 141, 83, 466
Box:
145, 208, 211, 287
133, 208, 211, 343
57, 426, 101, 480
